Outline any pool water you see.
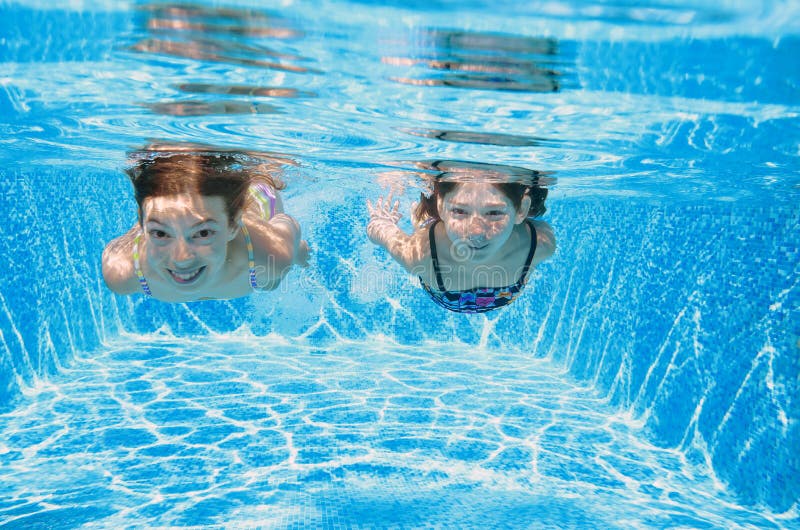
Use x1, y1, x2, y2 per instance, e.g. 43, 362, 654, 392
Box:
1, 0, 799, 528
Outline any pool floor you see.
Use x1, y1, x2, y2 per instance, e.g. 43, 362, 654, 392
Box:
0, 335, 783, 529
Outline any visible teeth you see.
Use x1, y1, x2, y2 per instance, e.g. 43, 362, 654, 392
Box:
170, 267, 203, 283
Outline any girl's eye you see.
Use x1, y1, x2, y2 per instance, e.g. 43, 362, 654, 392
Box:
194, 229, 215, 239
451, 208, 467, 216
486, 210, 506, 217
149, 229, 169, 239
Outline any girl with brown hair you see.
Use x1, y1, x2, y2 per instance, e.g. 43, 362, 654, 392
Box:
367, 176, 554, 313
102, 151, 309, 302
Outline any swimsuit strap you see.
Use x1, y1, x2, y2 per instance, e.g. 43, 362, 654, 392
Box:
132, 232, 152, 297
250, 183, 276, 220
239, 221, 259, 290
516, 220, 538, 286
428, 220, 446, 291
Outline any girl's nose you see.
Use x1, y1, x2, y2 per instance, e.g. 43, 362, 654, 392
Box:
468, 216, 486, 235
171, 239, 195, 264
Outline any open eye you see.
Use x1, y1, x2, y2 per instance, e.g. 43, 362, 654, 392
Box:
149, 229, 169, 240
194, 229, 216, 240
450, 207, 468, 216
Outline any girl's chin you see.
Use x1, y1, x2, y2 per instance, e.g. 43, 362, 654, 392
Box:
451, 242, 497, 263
468, 251, 496, 263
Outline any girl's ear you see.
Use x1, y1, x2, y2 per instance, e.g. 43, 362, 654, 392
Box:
228, 214, 243, 241
515, 194, 532, 224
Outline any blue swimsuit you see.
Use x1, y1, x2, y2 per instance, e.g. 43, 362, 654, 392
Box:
419, 220, 537, 313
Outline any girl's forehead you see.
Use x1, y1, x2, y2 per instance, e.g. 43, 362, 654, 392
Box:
442, 183, 509, 204
143, 194, 228, 223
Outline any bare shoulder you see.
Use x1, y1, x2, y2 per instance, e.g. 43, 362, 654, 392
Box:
244, 213, 298, 261
101, 229, 140, 295
396, 225, 432, 273
241, 214, 299, 289
531, 219, 555, 264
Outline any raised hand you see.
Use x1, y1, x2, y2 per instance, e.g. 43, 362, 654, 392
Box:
366, 193, 402, 243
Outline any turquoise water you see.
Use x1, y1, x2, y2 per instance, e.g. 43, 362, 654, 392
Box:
1, 0, 798, 528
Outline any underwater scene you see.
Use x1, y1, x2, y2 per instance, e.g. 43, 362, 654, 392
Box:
0, 0, 798, 528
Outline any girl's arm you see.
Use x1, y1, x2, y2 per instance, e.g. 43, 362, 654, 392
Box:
366, 195, 427, 272
247, 212, 308, 290
101, 226, 140, 295
268, 213, 309, 267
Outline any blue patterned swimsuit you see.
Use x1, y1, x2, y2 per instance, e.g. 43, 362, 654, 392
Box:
419, 220, 537, 313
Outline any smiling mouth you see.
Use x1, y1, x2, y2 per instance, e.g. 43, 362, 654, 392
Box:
168, 266, 205, 285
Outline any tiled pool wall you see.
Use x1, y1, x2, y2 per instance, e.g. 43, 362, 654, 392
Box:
2, 170, 798, 512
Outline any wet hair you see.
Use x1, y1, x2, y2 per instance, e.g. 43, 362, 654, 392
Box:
126, 152, 283, 226
413, 180, 548, 225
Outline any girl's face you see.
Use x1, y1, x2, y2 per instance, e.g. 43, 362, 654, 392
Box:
141, 194, 239, 293
437, 183, 530, 262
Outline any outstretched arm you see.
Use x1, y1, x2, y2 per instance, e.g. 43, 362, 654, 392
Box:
101, 226, 140, 295
248, 212, 310, 290
366, 194, 427, 272
269, 213, 309, 267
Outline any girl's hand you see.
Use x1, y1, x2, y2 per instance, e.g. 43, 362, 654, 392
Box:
366, 194, 402, 243
367, 194, 401, 225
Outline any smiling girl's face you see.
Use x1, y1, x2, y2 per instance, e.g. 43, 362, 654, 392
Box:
141, 193, 239, 293
437, 182, 530, 262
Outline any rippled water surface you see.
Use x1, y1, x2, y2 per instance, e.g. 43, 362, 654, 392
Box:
2, 0, 798, 201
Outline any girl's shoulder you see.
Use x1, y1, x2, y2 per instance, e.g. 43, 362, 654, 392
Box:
392, 223, 433, 274
240, 213, 299, 284
530, 219, 555, 264
101, 230, 140, 295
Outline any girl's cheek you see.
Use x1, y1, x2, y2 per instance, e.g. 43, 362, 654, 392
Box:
209, 242, 228, 260
146, 242, 163, 257
447, 222, 469, 237
479, 223, 498, 237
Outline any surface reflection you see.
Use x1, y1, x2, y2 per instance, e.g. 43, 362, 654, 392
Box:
130, 39, 312, 73
384, 29, 567, 92
136, 140, 298, 167
397, 127, 559, 147
143, 100, 282, 116
366, 160, 555, 314
132, 3, 317, 117
174, 83, 316, 98
395, 159, 555, 186
139, 3, 302, 38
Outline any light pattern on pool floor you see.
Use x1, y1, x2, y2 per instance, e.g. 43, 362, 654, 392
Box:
0, 334, 785, 529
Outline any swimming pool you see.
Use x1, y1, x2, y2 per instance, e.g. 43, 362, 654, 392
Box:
1, 0, 798, 528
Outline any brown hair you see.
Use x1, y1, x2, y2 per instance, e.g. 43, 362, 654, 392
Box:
413, 180, 548, 225
126, 152, 283, 226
